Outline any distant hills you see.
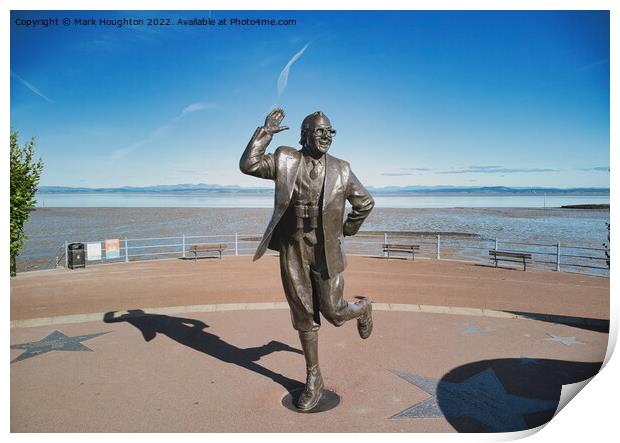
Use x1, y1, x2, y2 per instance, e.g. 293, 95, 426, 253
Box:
38, 184, 610, 196
369, 186, 610, 195
38, 183, 268, 194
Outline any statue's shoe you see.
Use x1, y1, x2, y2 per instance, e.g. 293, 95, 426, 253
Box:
356, 298, 373, 339
297, 366, 324, 411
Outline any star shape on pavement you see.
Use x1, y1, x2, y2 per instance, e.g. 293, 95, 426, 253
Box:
463, 324, 494, 334
388, 368, 558, 432
11, 330, 109, 363
544, 334, 585, 346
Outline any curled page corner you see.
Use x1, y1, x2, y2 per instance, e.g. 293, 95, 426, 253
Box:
553, 376, 595, 418
499, 376, 598, 441
498, 423, 547, 441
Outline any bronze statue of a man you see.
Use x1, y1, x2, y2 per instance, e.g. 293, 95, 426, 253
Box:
240, 108, 374, 411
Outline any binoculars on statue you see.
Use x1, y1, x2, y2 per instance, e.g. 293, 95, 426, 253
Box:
294, 202, 320, 230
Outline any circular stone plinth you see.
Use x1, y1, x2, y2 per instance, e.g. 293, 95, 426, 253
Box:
281, 389, 341, 413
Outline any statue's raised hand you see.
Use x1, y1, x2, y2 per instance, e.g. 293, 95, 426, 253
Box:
264, 108, 289, 134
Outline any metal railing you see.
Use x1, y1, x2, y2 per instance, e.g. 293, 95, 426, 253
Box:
54, 231, 609, 277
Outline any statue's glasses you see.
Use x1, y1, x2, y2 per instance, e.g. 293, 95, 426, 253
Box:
312, 127, 337, 138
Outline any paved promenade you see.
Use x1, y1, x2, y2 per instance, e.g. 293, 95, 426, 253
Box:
10, 256, 609, 432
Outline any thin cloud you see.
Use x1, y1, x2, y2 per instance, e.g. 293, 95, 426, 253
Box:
382, 165, 559, 176
10, 70, 53, 103
178, 102, 216, 118
111, 102, 215, 160
381, 172, 420, 177
111, 140, 146, 161
577, 58, 609, 72
151, 123, 175, 138
277, 42, 310, 96
438, 166, 558, 174
577, 166, 609, 172
381, 167, 433, 176
464, 165, 502, 171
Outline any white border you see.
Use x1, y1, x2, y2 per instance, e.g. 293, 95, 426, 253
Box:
4, 2, 616, 442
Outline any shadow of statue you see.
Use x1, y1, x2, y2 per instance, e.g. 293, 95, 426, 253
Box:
390, 357, 602, 432
436, 358, 602, 432
103, 309, 304, 392
501, 311, 609, 333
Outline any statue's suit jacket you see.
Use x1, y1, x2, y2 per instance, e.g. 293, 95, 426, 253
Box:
240, 126, 374, 277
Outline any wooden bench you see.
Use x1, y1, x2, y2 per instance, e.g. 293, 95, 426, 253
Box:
383, 243, 420, 260
489, 250, 532, 271
188, 243, 227, 260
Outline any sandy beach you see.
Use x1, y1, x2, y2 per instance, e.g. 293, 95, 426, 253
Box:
18, 206, 610, 273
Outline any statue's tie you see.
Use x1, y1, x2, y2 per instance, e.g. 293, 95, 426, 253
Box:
310, 159, 320, 180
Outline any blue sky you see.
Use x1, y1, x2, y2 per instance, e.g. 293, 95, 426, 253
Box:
10, 10, 609, 188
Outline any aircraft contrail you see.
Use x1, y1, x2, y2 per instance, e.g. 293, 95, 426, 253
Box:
10, 70, 53, 103
277, 42, 310, 96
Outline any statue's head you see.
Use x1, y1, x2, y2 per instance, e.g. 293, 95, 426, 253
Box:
299, 111, 336, 158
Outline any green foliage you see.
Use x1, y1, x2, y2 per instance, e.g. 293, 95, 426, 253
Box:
10, 129, 44, 276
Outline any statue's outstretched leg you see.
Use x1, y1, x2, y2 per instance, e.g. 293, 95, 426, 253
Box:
354, 297, 373, 339
313, 270, 374, 339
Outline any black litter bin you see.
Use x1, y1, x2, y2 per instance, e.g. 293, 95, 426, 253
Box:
67, 243, 85, 269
